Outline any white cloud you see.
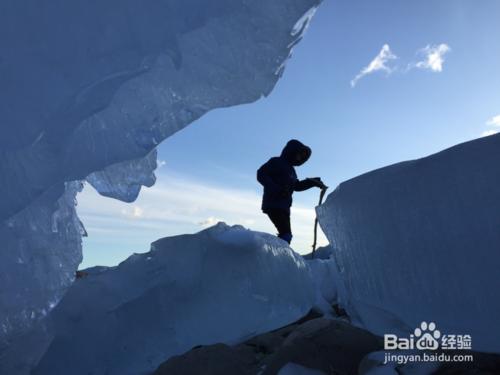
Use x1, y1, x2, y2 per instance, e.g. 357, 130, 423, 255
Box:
351, 44, 398, 87
198, 216, 221, 227
480, 115, 500, 137
414, 44, 451, 72
77, 171, 329, 266
120, 206, 144, 219
481, 130, 499, 137
486, 115, 500, 127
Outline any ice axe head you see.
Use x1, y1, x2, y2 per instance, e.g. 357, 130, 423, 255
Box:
306, 177, 328, 190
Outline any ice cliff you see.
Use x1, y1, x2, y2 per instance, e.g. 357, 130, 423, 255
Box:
318, 133, 500, 353
0, 0, 321, 351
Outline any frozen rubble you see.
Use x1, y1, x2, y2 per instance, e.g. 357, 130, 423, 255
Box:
317, 133, 500, 353
27, 223, 335, 375
0, 0, 322, 352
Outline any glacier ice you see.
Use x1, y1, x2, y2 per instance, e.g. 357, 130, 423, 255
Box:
317, 133, 500, 353
86, 150, 158, 202
0, 0, 321, 220
27, 223, 329, 375
0, 182, 84, 352
0, 0, 322, 353
306, 252, 339, 312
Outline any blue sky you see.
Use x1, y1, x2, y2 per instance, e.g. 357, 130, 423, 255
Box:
78, 0, 500, 268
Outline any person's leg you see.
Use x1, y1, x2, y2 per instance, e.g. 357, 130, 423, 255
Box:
266, 210, 292, 244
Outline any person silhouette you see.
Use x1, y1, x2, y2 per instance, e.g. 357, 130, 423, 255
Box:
257, 139, 325, 244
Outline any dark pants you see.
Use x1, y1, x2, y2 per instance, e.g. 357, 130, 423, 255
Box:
266, 209, 292, 244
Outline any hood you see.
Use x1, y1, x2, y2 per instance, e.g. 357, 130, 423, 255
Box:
280, 139, 311, 166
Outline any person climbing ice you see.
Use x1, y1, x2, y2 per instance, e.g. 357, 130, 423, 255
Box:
257, 139, 326, 244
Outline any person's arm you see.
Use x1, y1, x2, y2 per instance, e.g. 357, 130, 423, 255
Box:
294, 177, 326, 192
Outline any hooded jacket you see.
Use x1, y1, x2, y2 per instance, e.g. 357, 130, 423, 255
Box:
257, 139, 316, 213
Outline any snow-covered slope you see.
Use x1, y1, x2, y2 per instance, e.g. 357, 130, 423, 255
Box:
0, 0, 321, 349
317, 133, 500, 353
29, 224, 329, 375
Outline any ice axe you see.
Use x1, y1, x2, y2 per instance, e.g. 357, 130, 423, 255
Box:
309, 179, 328, 259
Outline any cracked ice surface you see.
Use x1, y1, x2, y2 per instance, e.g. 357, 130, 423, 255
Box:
317, 133, 500, 353
0, 0, 321, 357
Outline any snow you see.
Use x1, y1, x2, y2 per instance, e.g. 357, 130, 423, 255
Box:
317, 133, 500, 353
0, 0, 322, 354
28, 223, 326, 375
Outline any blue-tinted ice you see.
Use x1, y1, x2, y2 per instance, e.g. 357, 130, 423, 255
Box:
318, 133, 500, 353
0, 0, 321, 361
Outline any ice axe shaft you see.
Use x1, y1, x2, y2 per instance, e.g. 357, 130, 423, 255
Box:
312, 187, 328, 259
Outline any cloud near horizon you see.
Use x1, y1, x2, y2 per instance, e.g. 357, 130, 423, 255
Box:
481, 114, 500, 137
77, 171, 329, 267
486, 115, 500, 127
481, 130, 499, 137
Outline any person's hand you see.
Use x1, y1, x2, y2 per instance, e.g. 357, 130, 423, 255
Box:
308, 177, 327, 189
